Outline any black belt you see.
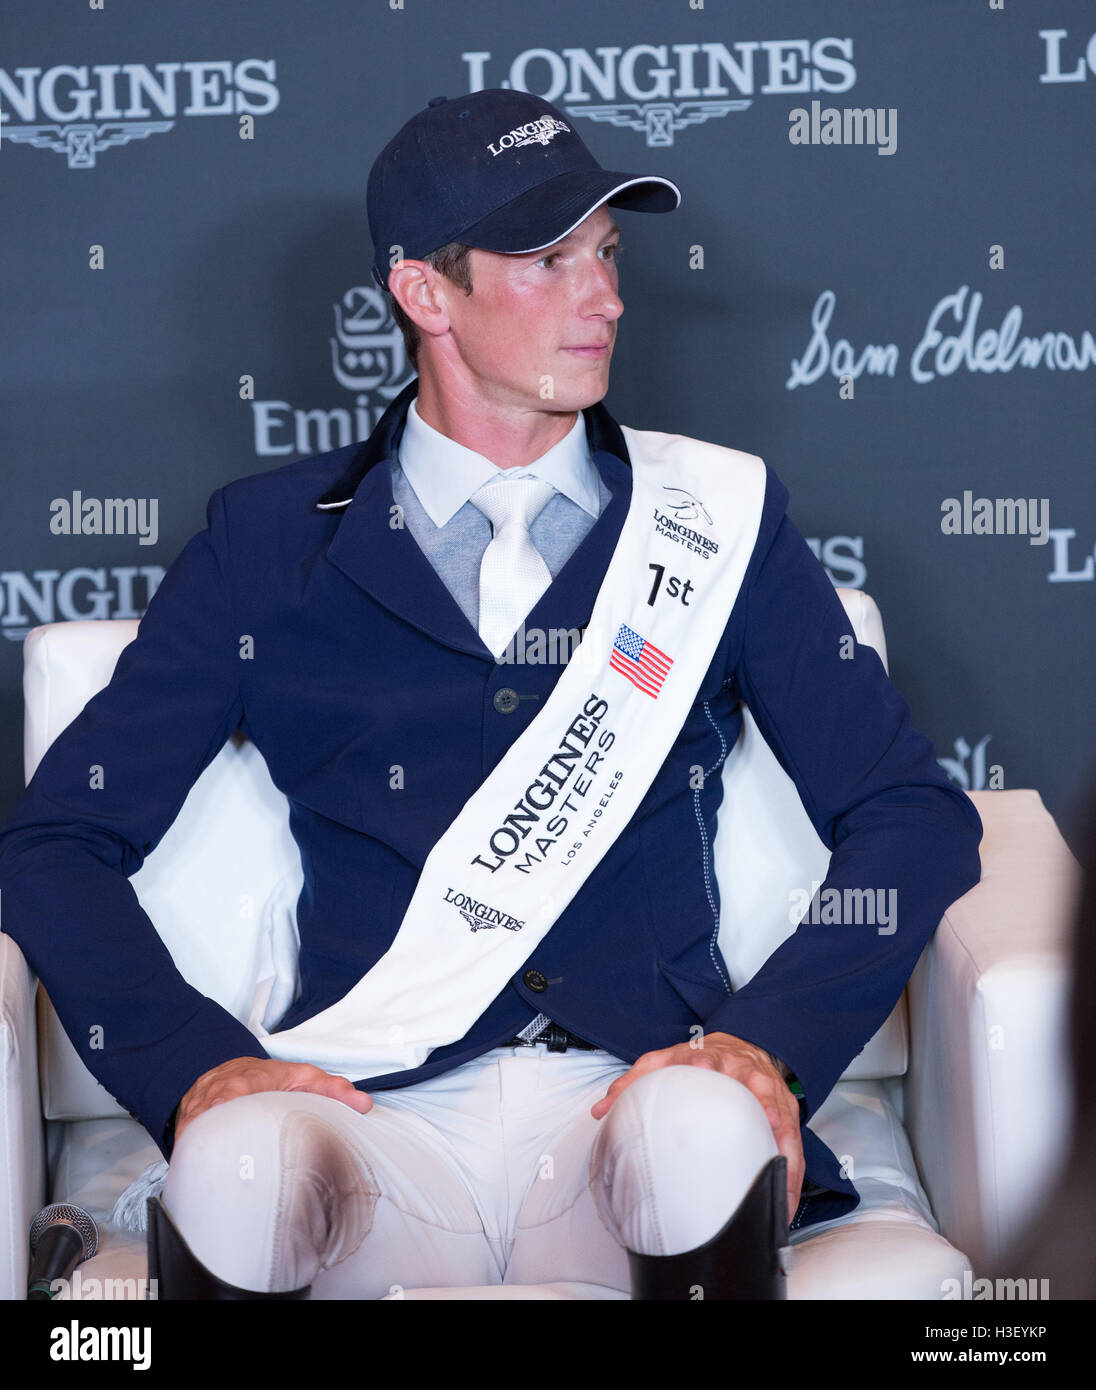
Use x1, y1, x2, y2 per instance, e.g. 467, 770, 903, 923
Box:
504, 1021, 600, 1052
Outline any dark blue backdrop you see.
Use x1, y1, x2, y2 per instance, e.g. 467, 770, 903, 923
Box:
1, 0, 1093, 850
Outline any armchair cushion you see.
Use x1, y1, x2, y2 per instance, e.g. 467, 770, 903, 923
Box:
0, 930, 46, 1299
905, 787, 1079, 1268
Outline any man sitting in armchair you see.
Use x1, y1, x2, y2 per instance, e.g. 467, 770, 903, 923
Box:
0, 89, 982, 1300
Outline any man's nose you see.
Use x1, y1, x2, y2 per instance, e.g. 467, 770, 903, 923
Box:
581, 256, 623, 321
586, 271, 620, 319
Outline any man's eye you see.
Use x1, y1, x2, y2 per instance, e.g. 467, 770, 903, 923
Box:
602, 243, 624, 261
538, 253, 560, 270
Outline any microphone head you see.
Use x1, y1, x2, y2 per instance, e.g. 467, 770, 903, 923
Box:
29, 1204, 99, 1260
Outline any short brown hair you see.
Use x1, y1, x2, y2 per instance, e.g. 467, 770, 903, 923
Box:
385, 242, 475, 371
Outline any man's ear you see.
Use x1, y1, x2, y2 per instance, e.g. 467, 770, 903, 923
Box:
388, 260, 453, 340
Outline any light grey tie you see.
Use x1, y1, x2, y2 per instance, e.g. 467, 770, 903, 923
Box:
469, 474, 556, 660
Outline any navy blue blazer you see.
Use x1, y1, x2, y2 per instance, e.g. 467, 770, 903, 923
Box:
0, 379, 982, 1231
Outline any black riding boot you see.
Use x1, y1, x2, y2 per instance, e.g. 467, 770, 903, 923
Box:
146, 1195, 311, 1300
626, 1154, 788, 1300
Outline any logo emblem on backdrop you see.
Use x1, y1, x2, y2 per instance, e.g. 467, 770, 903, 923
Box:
938, 736, 1002, 793
0, 61, 279, 168
252, 286, 414, 458
572, 100, 748, 149
0, 568, 164, 642
786, 286, 1096, 390
464, 40, 857, 148
329, 288, 411, 393
2, 121, 173, 169
610, 624, 673, 698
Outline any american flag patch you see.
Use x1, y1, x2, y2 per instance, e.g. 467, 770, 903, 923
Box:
610, 623, 673, 698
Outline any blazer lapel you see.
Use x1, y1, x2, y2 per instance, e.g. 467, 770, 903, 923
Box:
317, 379, 634, 660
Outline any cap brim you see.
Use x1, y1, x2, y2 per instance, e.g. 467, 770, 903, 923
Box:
455, 169, 681, 256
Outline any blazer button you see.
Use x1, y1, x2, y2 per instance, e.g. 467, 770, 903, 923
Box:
493, 687, 520, 714
522, 968, 548, 992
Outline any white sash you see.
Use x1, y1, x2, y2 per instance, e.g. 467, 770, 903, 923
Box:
252, 427, 767, 1079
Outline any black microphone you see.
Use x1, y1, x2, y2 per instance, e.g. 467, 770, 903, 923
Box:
27, 1203, 98, 1300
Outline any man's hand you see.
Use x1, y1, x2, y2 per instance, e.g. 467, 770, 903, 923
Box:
590, 1031, 804, 1225
173, 1057, 373, 1145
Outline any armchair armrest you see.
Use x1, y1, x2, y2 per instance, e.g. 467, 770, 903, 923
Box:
905, 788, 1080, 1269
0, 929, 46, 1299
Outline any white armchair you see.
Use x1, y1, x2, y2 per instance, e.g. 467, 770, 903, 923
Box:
0, 591, 1080, 1299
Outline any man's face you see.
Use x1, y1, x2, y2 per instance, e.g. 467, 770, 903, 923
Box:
433, 203, 624, 414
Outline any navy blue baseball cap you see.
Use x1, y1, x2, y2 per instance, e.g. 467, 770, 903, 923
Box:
367, 88, 681, 291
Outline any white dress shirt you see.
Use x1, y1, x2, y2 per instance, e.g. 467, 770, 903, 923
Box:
397, 394, 601, 526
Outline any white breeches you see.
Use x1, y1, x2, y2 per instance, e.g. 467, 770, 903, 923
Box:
160, 1044, 779, 1296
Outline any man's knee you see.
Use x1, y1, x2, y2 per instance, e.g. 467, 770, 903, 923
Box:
161, 1090, 376, 1289
591, 1065, 780, 1255
169, 1091, 320, 1181
607, 1064, 776, 1159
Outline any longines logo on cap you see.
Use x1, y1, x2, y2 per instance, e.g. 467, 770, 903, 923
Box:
486, 114, 570, 156
0, 60, 279, 168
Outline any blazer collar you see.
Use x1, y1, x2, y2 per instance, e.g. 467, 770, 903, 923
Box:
316, 378, 635, 661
